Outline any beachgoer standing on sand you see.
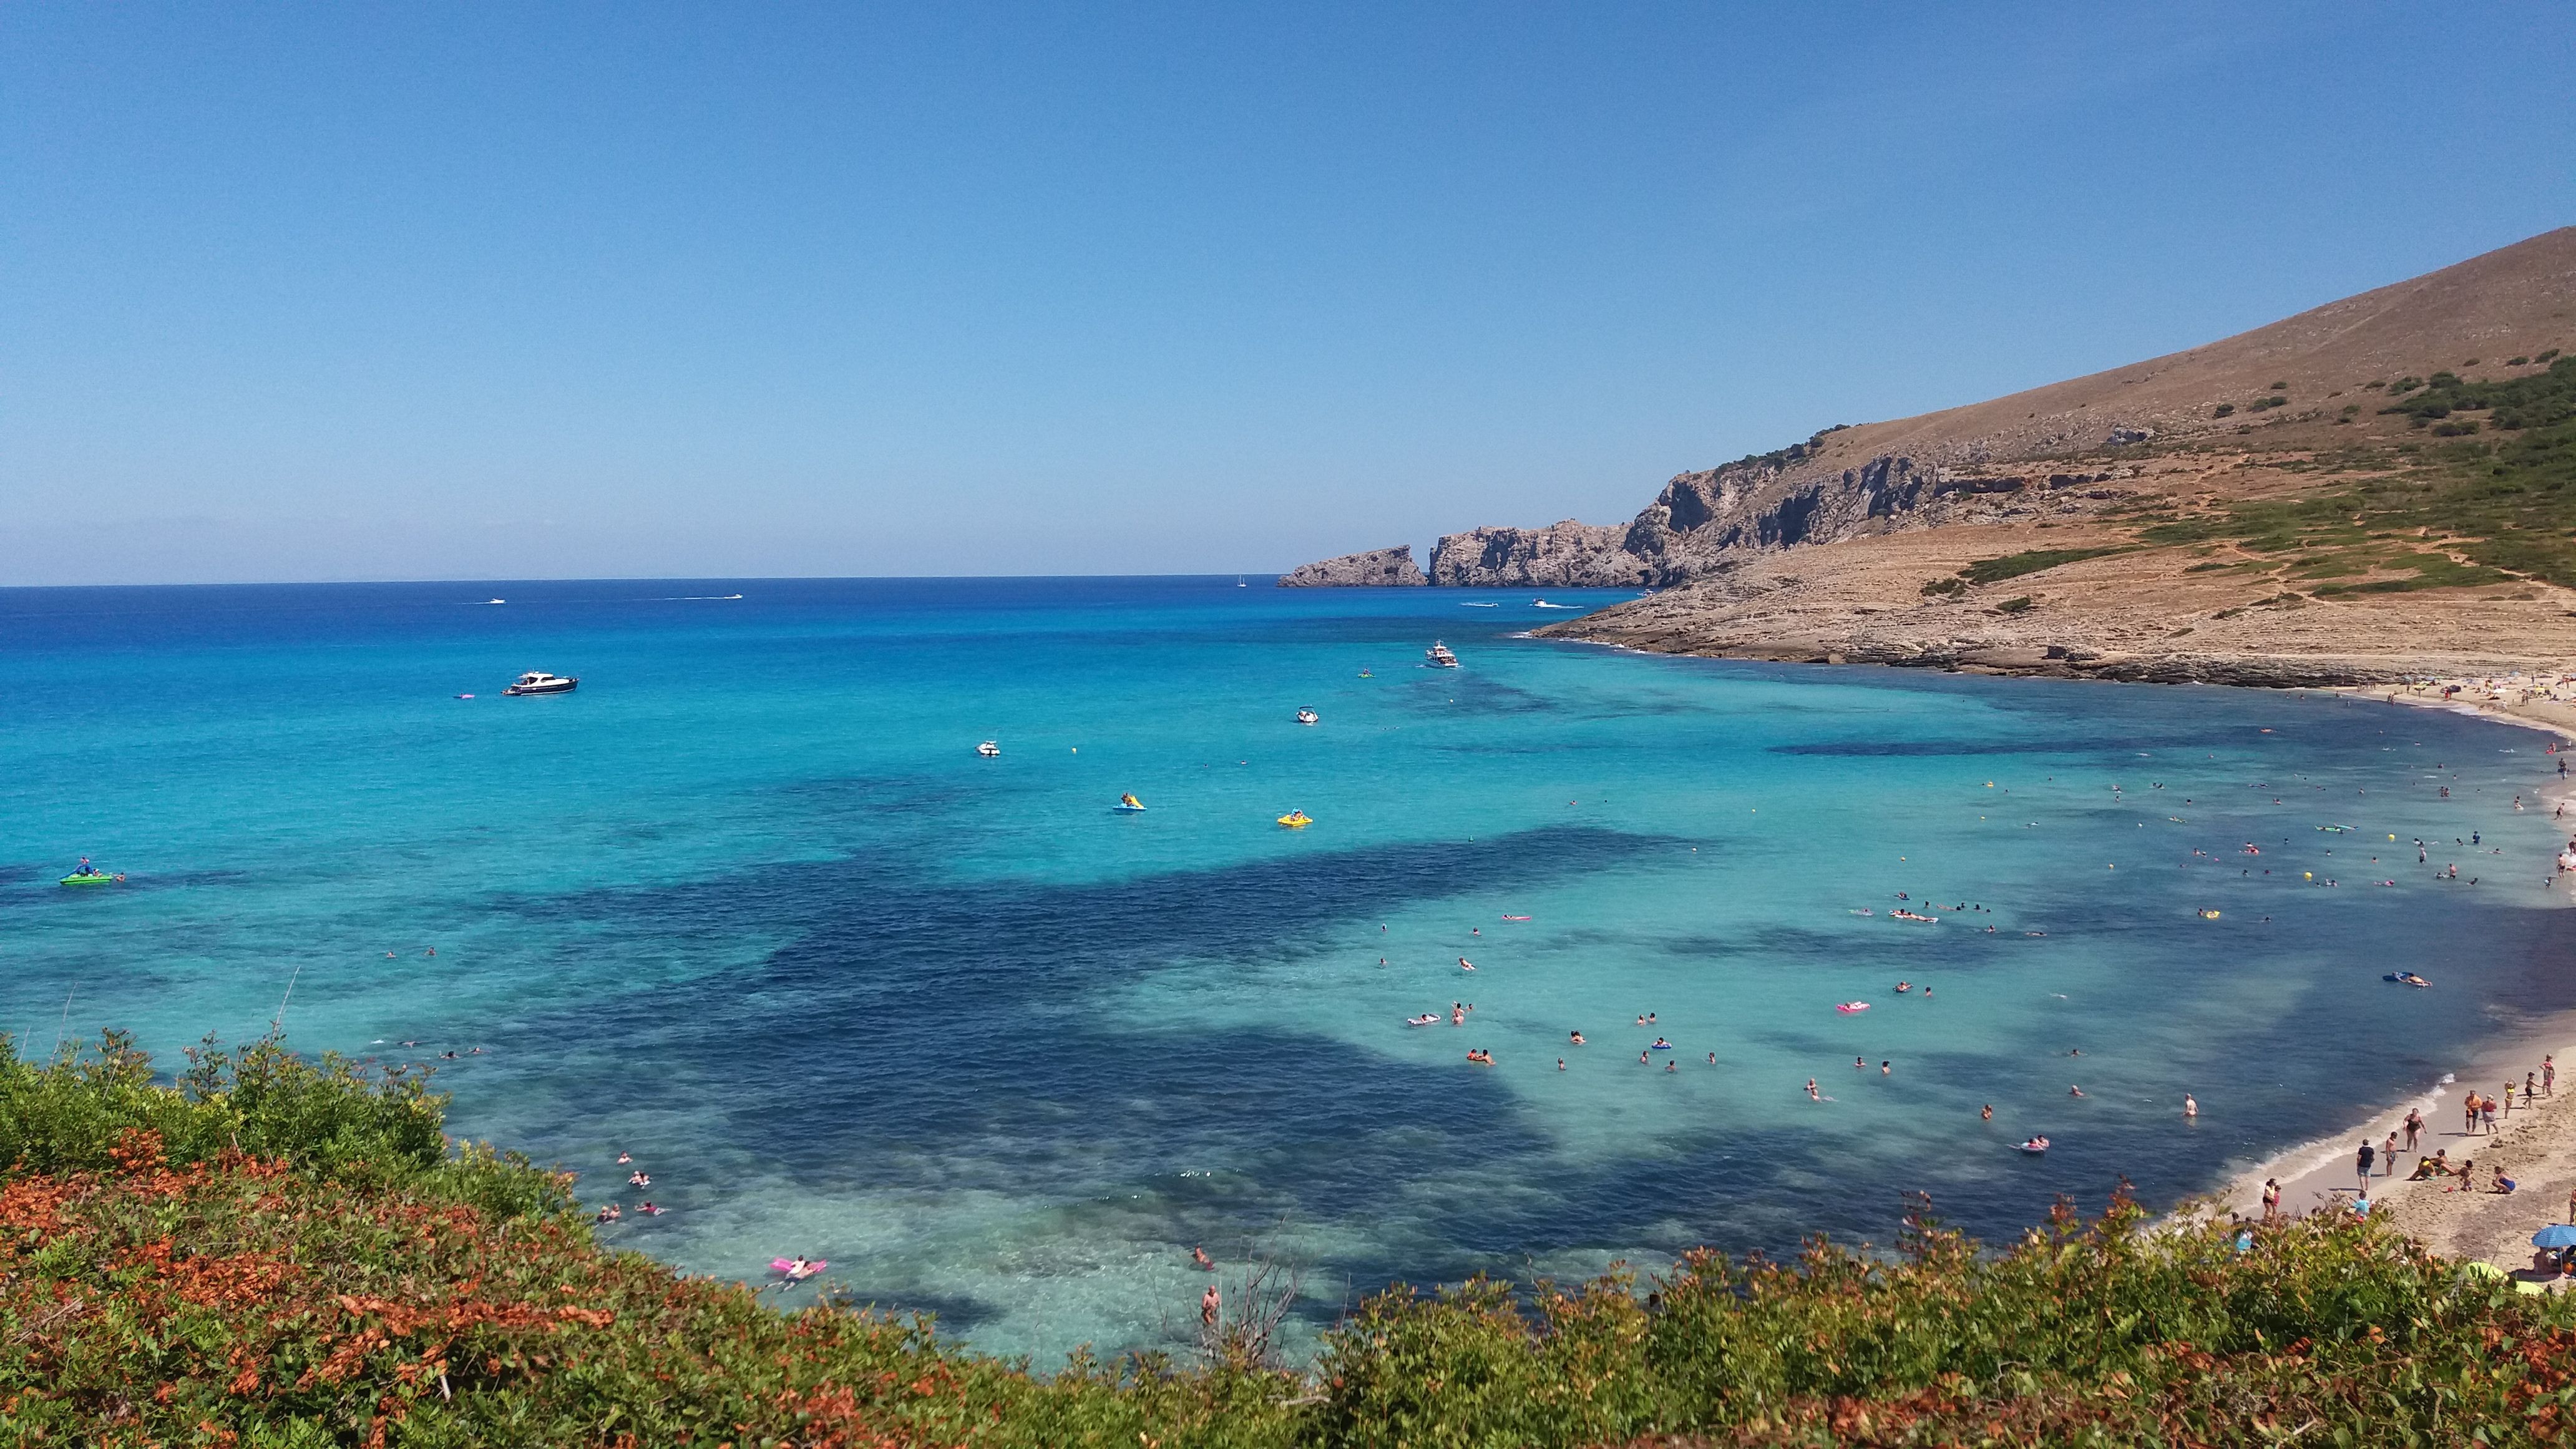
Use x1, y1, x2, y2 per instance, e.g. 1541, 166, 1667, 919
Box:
2504, 1081, 2517, 1118
2383, 1131, 2398, 1174
2467, 1095, 2481, 1134
2356, 1140, 2374, 1189
2482, 1095, 2499, 1133
2548, 1055, 2557, 1095
2261, 1178, 2280, 1221
2404, 1109, 2422, 1153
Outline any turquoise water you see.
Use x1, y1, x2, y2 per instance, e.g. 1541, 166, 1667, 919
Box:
2, 577, 2567, 1360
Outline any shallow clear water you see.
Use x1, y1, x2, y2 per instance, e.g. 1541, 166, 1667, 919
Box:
2, 577, 2567, 1361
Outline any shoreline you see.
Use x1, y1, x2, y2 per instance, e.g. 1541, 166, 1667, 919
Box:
2195, 681, 2576, 1276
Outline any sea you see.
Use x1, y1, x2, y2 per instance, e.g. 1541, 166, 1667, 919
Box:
2, 576, 2567, 1362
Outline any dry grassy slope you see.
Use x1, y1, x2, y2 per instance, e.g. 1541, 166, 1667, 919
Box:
1777, 226, 2576, 482
1539, 520, 2576, 685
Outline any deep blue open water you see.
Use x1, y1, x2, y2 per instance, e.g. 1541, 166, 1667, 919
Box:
2, 577, 2567, 1360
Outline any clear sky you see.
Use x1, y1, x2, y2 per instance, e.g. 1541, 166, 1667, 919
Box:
6, 2, 2572, 585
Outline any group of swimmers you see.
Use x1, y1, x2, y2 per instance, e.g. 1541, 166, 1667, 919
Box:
595, 1149, 668, 1222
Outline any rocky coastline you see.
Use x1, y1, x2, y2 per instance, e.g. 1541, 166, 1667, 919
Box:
1275, 545, 1427, 587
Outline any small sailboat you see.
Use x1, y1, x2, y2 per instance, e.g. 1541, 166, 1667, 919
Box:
975, 740, 1002, 758
1116, 793, 1146, 812
1295, 708, 1319, 725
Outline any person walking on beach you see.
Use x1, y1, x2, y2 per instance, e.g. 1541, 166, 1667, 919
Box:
2261, 1178, 2281, 1221
2356, 1140, 2375, 1191
2467, 1095, 2482, 1134
2404, 1109, 2422, 1153
2383, 1131, 2399, 1174
2482, 1095, 2499, 1133
2548, 1055, 2557, 1096
2504, 1081, 2518, 1119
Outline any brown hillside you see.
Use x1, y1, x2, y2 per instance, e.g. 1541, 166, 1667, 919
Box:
1410, 227, 2576, 592
1816, 225, 2576, 470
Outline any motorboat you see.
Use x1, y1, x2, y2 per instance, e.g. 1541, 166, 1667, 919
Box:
1277, 810, 1312, 828
502, 671, 578, 696
1116, 794, 1146, 812
1425, 642, 1459, 668
975, 741, 1002, 758
1295, 708, 1319, 725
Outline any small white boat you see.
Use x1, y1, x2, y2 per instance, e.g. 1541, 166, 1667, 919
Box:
502, 671, 578, 695
975, 740, 1002, 758
1425, 642, 1459, 668
1295, 708, 1319, 725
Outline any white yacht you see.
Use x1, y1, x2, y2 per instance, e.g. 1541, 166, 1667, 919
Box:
1295, 708, 1319, 725
1425, 642, 1459, 668
502, 671, 578, 695
975, 740, 1002, 758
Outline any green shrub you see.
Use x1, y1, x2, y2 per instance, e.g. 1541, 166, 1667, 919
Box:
2212, 402, 2235, 417
1958, 547, 2129, 585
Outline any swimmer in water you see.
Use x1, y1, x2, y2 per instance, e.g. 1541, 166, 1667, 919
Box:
617, 1152, 632, 1164
1569, 1030, 1586, 1045
1707, 1051, 1716, 1064
1807, 1078, 1821, 1100
1192, 1246, 1212, 1271
2069, 1085, 2086, 1097
1640, 1050, 1650, 1064
1981, 1104, 1993, 1121
1666, 1059, 1677, 1072
1558, 1058, 1566, 1071
1458, 957, 1475, 972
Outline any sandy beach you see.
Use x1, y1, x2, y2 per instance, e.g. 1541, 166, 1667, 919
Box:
2203, 680, 2576, 1280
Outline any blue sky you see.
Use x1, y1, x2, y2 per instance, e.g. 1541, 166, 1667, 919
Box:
5, 2, 2571, 584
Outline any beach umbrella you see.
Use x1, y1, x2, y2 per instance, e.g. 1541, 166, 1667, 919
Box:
2532, 1224, 2576, 1248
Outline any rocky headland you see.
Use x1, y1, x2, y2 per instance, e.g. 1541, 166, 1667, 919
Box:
1276, 545, 1427, 587
1292, 227, 2576, 686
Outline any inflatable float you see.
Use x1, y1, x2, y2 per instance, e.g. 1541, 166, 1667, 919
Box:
1835, 1002, 1870, 1014
1276, 811, 1312, 828
769, 1257, 827, 1282
2017, 1137, 2050, 1155
1116, 794, 1146, 812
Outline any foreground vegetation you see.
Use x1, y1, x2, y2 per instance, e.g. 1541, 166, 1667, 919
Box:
9, 1035, 2576, 1445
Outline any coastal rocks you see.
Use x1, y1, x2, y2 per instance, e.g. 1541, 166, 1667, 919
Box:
1276, 546, 1428, 587
1426, 521, 1646, 587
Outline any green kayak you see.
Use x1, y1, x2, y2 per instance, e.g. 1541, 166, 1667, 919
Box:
59, 872, 117, 887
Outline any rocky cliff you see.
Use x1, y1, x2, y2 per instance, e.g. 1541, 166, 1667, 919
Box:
1276, 545, 1427, 587
1423, 449, 2140, 587
1297, 227, 2576, 590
